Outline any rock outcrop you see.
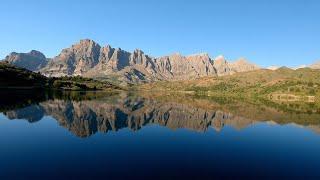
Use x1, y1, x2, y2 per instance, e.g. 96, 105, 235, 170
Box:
41, 39, 101, 77
212, 56, 259, 76
155, 53, 217, 80
229, 58, 260, 73
3, 50, 48, 71
213, 55, 231, 76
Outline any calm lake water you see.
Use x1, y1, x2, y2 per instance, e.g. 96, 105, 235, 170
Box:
1, 90, 320, 179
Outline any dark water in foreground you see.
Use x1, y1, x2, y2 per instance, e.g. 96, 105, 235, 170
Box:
1, 91, 320, 179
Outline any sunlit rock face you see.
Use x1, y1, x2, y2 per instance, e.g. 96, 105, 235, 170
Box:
154, 53, 217, 80
212, 55, 260, 76
229, 58, 260, 73
212, 55, 231, 76
40, 39, 101, 77
4, 39, 260, 83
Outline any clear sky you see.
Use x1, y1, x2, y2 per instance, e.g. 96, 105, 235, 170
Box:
0, 0, 319, 67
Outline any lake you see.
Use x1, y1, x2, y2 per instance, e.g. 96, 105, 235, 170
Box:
0, 90, 320, 179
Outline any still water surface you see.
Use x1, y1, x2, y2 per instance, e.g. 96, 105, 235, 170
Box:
0, 91, 320, 179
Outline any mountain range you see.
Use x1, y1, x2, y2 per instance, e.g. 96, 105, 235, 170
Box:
2, 39, 260, 83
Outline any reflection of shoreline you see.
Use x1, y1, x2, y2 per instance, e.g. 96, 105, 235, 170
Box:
2, 92, 320, 138
4, 99, 257, 137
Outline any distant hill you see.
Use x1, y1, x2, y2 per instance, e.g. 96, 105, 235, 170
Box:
3, 39, 260, 83
309, 61, 320, 69
266, 66, 280, 70
267, 63, 320, 71
3, 50, 48, 71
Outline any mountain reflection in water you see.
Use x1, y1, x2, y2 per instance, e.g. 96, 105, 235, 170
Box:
1, 90, 320, 138
2, 90, 320, 179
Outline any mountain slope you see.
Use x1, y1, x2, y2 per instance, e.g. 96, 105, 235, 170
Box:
3, 39, 260, 83
0, 62, 48, 88
309, 61, 320, 69
0, 62, 120, 90
41, 39, 101, 77
229, 58, 260, 73
140, 67, 320, 101
3, 50, 48, 71
40, 39, 222, 82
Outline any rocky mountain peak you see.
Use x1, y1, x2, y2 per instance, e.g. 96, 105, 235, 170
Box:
212, 55, 230, 76
133, 49, 144, 54
72, 39, 100, 52
3, 50, 48, 71
98, 44, 115, 64
102, 44, 113, 51
40, 39, 101, 77
132, 49, 148, 58
229, 58, 260, 73
170, 52, 183, 58
7, 52, 18, 56
214, 55, 227, 65
79, 39, 96, 45
231, 58, 253, 66
186, 53, 210, 59
233, 57, 248, 63
4, 39, 262, 82
29, 50, 46, 59
215, 55, 225, 60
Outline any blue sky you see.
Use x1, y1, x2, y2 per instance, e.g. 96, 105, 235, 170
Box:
0, 0, 319, 67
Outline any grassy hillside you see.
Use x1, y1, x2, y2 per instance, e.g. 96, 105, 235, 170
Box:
139, 68, 320, 102
0, 62, 121, 90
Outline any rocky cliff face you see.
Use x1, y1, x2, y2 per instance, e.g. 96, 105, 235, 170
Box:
40, 39, 101, 77
3, 50, 48, 71
39, 40, 224, 81
155, 53, 217, 80
213, 55, 231, 76
4, 39, 260, 82
212, 55, 259, 76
